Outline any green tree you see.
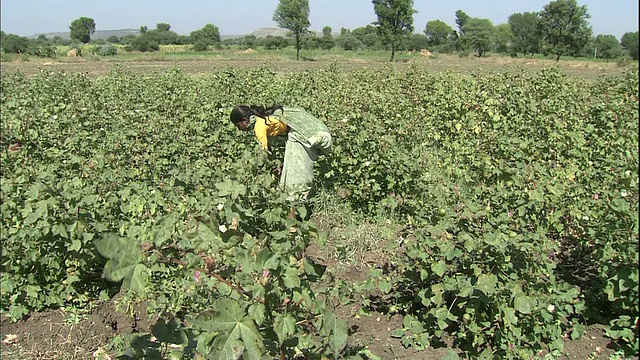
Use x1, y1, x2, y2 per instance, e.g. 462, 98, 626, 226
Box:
322, 26, 332, 38
372, 0, 416, 60
1, 33, 30, 53
362, 33, 381, 49
538, 0, 592, 61
455, 10, 470, 35
493, 23, 513, 54
143, 26, 180, 45
130, 35, 159, 52
189, 24, 221, 48
69, 17, 96, 44
351, 25, 378, 48
107, 35, 120, 44
337, 33, 364, 50
352, 27, 368, 42
52, 35, 69, 45
120, 34, 137, 45
407, 33, 429, 51
319, 26, 335, 50
302, 33, 321, 50
454, 10, 471, 51
593, 34, 623, 60
462, 18, 494, 57
156, 23, 171, 32
319, 26, 335, 49
262, 35, 289, 50
243, 35, 257, 48
444, 30, 459, 53
620, 31, 639, 60
273, 0, 310, 60
424, 20, 453, 48
508, 12, 541, 56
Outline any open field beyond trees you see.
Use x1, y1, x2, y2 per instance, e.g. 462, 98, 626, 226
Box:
1, 53, 638, 360
0, 47, 635, 80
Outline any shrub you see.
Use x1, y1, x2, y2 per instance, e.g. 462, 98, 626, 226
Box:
458, 49, 471, 57
95, 44, 118, 56
1, 34, 29, 54
27, 44, 57, 58
192, 40, 208, 51
131, 37, 159, 52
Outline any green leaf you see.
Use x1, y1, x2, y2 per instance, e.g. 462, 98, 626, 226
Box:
215, 179, 246, 199
210, 329, 244, 360
503, 307, 518, 327
302, 257, 326, 278
191, 299, 244, 332
197, 220, 223, 244
237, 319, 265, 360
475, 273, 497, 295
322, 308, 348, 358
151, 317, 188, 345
570, 323, 586, 340
68, 239, 82, 252
483, 230, 501, 246
274, 313, 297, 344
378, 278, 392, 294
431, 260, 447, 277
254, 248, 271, 269
23, 211, 39, 226
95, 233, 137, 259
514, 295, 532, 314
192, 300, 265, 359
124, 263, 148, 294
610, 198, 629, 212
248, 303, 266, 326
435, 307, 452, 330
283, 267, 301, 289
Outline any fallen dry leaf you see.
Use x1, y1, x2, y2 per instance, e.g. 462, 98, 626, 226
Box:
93, 347, 112, 359
2, 334, 18, 345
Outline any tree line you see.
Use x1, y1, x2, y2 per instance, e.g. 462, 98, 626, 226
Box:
1, 0, 638, 62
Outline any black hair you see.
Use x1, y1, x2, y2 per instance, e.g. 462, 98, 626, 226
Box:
230, 104, 284, 125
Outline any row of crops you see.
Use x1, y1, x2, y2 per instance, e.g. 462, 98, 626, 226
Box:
1, 63, 638, 359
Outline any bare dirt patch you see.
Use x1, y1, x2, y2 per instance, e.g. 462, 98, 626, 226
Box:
1, 298, 155, 360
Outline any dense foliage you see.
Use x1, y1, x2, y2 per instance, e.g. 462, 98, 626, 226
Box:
1, 63, 638, 358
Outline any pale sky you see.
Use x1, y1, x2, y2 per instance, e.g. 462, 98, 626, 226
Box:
1, 0, 638, 39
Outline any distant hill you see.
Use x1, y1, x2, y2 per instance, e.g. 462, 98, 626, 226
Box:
248, 27, 289, 38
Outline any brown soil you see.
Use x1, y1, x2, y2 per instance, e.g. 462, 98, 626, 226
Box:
1, 297, 157, 359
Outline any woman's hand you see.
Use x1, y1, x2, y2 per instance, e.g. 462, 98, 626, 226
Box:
273, 163, 282, 176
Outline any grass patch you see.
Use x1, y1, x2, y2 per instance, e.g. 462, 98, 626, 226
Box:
311, 191, 403, 267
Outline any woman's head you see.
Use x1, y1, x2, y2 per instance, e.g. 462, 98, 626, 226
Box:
230, 104, 284, 131
230, 105, 253, 131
